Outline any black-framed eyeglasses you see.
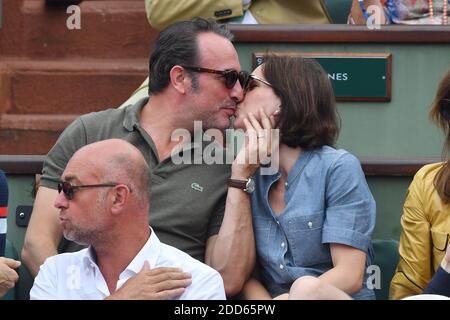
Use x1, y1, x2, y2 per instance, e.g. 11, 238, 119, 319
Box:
439, 98, 450, 120
57, 181, 131, 200
243, 74, 273, 94
182, 66, 248, 89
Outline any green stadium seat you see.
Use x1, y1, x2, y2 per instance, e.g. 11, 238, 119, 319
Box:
372, 239, 399, 300
323, 0, 353, 24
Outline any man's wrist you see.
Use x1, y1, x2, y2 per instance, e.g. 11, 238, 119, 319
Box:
230, 168, 253, 180
228, 177, 255, 194
230, 173, 251, 180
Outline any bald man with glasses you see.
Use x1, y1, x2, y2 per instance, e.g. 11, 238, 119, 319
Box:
30, 139, 225, 300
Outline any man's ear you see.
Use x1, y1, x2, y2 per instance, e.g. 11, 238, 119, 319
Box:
169, 65, 188, 94
110, 185, 130, 215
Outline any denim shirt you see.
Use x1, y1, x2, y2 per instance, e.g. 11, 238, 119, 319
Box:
251, 146, 376, 299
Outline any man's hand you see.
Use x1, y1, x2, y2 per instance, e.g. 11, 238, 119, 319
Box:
441, 245, 450, 273
0, 257, 21, 298
107, 261, 192, 300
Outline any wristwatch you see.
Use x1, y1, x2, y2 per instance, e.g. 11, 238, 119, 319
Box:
228, 177, 255, 194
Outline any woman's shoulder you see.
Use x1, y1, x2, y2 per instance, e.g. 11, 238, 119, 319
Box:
414, 162, 445, 181
314, 145, 351, 157
312, 146, 359, 169
406, 162, 445, 195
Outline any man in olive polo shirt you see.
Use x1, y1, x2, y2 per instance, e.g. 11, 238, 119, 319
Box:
22, 18, 256, 297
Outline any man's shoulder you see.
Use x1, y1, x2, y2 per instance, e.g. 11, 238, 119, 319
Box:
42, 248, 89, 270
77, 107, 127, 127
156, 242, 225, 299
157, 243, 220, 277
74, 98, 146, 135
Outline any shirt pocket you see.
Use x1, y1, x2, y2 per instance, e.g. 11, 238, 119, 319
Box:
285, 212, 329, 267
253, 216, 272, 266
430, 229, 449, 271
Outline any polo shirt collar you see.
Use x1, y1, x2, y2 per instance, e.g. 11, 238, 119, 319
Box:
122, 97, 149, 132
123, 97, 219, 153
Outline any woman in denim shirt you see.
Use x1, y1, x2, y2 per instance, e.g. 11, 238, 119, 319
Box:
233, 56, 376, 299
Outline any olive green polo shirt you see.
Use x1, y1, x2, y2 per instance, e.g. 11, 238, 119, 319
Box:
40, 98, 231, 262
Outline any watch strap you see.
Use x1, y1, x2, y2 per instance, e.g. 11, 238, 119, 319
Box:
228, 178, 248, 190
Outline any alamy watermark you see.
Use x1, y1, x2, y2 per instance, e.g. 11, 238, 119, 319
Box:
366, 5, 384, 30
366, 264, 381, 290
66, 5, 81, 30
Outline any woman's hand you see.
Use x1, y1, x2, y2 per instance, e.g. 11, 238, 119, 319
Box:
232, 108, 277, 179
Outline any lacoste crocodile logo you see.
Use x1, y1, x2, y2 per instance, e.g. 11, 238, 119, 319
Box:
191, 183, 204, 192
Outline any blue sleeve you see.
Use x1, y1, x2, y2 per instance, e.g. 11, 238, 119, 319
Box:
322, 153, 376, 253
423, 266, 450, 297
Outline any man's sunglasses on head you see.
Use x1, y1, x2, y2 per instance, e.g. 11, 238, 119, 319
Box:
182, 66, 248, 89
57, 181, 131, 200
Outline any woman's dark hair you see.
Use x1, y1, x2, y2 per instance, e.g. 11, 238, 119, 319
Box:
148, 17, 233, 95
429, 69, 450, 203
262, 55, 340, 149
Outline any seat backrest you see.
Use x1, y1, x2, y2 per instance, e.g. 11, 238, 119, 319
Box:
322, 0, 353, 24
372, 239, 400, 300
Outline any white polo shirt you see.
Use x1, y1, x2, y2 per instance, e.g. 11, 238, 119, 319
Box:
30, 229, 225, 300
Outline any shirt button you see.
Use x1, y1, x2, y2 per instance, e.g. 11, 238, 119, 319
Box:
308, 221, 313, 229
279, 264, 284, 270
281, 242, 285, 248
276, 221, 280, 225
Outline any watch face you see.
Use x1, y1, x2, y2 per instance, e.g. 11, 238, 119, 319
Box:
245, 178, 255, 193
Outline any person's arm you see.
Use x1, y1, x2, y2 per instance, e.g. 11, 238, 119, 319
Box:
21, 187, 62, 277
389, 170, 432, 299
321, 152, 376, 296
241, 277, 272, 300
145, 0, 245, 30
23, 117, 87, 277
319, 244, 366, 294
0, 257, 21, 298
422, 245, 450, 297
204, 186, 255, 297
205, 111, 274, 296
